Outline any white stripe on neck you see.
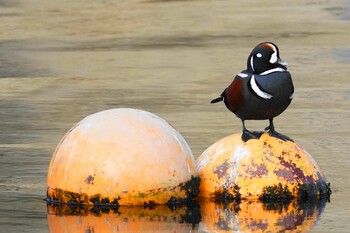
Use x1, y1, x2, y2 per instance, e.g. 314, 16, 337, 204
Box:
250, 75, 273, 99
260, 67, 286, 75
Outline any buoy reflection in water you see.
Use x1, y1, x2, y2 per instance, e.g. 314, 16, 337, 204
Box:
198, 198, 327, 233
47, 203, 201, 233
47, 198, 327, 233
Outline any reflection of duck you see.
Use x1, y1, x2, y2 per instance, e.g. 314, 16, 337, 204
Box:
211, 42, 294, 142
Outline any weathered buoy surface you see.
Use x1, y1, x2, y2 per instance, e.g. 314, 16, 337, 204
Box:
196, 133, 330, 201
47, 108, 199, 206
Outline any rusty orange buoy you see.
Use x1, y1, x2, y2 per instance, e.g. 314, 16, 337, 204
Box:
47, 108, 199, 206
196, 133, 331, 201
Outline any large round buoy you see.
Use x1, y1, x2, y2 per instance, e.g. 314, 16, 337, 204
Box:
196, 133, 330, 201
47, 108, 199, 206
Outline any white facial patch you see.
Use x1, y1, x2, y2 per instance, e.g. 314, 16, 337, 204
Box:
270, 52, 277, 63
257, 53, 262, 58
250, 75, 273, 99
268, 43, 278, 64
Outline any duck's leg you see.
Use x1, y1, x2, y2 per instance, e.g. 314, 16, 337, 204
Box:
266, 118, 294, 142
241, 120, 263, 142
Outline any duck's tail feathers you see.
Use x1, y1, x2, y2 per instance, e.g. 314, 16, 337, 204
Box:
210, 96, 224, 104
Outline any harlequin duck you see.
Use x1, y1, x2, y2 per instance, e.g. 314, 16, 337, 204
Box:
211, 42, 294, 142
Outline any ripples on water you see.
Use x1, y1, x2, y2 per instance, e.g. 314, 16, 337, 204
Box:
45, 198, 328, 233
0, 0, 350, 232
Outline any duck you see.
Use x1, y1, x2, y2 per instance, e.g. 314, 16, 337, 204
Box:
211, 42, 294, 142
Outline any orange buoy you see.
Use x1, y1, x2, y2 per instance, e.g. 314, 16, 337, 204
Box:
196, 133, 331, 201
47, 108, 199, 206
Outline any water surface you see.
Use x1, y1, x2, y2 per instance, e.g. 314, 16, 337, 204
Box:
0, 0, 349, 232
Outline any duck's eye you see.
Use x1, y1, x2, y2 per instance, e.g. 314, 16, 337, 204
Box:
256, 53, 262, 58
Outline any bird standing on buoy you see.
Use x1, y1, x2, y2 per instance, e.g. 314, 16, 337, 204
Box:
211, 42, 294, 142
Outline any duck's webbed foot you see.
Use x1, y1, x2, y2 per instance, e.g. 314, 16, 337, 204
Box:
242, 128, 264, 142
268, 130, 294, 142
265, 118, 294, 142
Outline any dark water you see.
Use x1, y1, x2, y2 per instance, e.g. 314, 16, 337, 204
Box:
0, 0, 350, 232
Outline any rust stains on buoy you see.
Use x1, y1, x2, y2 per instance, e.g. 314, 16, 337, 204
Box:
47, 108, 199, 206
196, 133, 331, 201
